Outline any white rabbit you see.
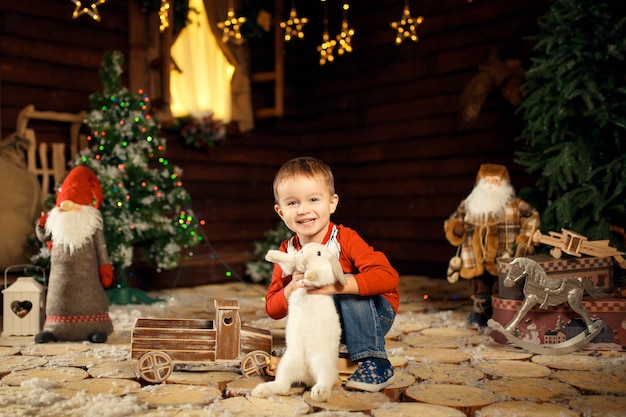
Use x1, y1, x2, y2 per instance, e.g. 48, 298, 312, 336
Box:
251, 242, 347, 402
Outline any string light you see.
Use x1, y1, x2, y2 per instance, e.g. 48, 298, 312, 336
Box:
317, 0, 336, 65
217, 0, 246, 45
280, 1, 308, 41
390, 0, 424, 45
70, 0, 107, 22
336, 2, 355, 56
158, 0, 170, 32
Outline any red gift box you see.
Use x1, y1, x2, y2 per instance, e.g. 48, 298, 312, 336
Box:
491, 295, 626, 350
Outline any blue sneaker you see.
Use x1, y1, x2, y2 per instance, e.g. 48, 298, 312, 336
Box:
345, 358, 394, 392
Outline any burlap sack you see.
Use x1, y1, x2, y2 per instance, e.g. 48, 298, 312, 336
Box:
0, 135, 41, 269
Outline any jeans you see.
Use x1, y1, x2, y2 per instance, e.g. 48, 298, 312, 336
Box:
334, 294, 396, 362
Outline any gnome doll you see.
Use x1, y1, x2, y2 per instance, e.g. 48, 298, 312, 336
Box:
35, 165, 114, 343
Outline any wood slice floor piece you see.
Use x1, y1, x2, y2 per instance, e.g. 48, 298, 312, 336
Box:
469, 346, 533, 361
407, 362, 484, 385
206, 395, 312, 416
223, 375, 305, 398
0, 346, 20, 356
170, 410, 212, 417
474, 360, 551, 378
0, 355, 48, 376
87, 360, 139, 379
46, 352, 107, 368
402, 334, 462, 349
388, 355, 408, 369
1, 366, 88, 386
568, 394, 626, 417
381, 369, 416, 401
553, 370, 626, 394
478, 400, 579, 417
383, 340, 410, 351
165, 370, 242, 391
304, 387, 389, 413
420, 327, 478, 338
389, 318, 431, 335
133, 384, 222, 407
483, 376, 578, 402
530, 353, 607, 370
372, 402, 467, 417
50, 378, 141, 398
404, 384, 498, 416
403, 347, 471, 364
20, 343, 90, 356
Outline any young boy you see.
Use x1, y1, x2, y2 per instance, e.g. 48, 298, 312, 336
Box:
264, 156, 400, 392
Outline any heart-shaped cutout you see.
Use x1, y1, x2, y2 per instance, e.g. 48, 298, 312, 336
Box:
11, 300, 33, 318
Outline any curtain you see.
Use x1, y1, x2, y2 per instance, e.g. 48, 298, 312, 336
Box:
170, 0, 235, 122
204, 0, 255, 133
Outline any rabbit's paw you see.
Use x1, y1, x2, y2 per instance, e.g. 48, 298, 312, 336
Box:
304, 270, 319, 282
310, 383, 332, 402
251, 381, 277, 398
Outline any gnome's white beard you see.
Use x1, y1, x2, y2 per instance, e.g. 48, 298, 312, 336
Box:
46, 205, 102, 255
465, 179, 515, 224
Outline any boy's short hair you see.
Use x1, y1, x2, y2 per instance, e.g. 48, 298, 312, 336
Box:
273, 157, 335, 202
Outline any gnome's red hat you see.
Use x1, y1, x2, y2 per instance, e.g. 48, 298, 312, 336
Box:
56, 166, 104, 209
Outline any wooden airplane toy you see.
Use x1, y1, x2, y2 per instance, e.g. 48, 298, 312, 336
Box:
531, 228, 626, 268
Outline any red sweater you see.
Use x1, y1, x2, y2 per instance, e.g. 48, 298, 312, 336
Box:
264, 223, 400, 319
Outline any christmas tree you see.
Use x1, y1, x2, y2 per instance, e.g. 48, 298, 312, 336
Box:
516, 0, 626, 248
74, 50, 202, 303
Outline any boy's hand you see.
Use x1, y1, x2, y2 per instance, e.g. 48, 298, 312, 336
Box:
306, 275, 360, 295
284, 271, 305, 299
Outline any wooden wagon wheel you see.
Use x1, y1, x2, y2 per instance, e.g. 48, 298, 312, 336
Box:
240, 350, 271, 377
138, 351, 173, 383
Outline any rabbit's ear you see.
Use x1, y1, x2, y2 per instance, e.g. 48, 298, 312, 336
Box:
265, 250, 296, 275
330, 258, 347, 286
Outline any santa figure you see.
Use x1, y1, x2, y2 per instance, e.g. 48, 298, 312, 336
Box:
35, 165, 114, 343
444, 164, 540, 326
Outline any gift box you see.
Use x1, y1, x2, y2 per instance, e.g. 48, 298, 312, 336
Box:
497, 254, 614, 300
491, 295, 626, 349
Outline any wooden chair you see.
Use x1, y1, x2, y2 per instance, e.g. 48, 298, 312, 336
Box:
14, 105, 87, 202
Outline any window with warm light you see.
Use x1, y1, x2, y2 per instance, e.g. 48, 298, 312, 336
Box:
170, 0, 234, 121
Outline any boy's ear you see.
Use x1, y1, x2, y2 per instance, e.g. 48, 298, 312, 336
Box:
274, 203, 283, 218
330, 193, 339, 214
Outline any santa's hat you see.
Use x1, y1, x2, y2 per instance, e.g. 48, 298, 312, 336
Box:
476, 163, 510, 184
56, 166, 104, 209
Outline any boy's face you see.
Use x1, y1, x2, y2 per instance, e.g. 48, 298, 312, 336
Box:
274, 174, 338, 245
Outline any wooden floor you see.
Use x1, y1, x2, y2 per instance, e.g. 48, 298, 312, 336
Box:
0, 276, 624, 416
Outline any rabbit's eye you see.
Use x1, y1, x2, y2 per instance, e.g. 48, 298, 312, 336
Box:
317, 251, 321, 256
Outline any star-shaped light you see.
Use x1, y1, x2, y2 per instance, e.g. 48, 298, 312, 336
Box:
217, 7, 247, 44
280, 7, 308, 41
158, 0, 170, 33
71, 0, 107, 22
336, 2, 355, 56
390, 1, 424, 45
317, 32, 337, 65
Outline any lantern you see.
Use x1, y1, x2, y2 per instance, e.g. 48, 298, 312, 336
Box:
3, 267, 46, 337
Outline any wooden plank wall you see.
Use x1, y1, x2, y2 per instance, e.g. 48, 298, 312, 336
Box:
268, 0, 551, 278
0, 0, 552, 288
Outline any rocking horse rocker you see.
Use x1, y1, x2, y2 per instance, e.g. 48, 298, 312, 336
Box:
488, 257, 606, 355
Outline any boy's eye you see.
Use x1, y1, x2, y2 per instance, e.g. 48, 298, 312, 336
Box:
310, 197, 319, 202
287, 201, 297, 206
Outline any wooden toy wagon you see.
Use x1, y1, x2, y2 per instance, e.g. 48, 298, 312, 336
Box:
131, 299, 273, 383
